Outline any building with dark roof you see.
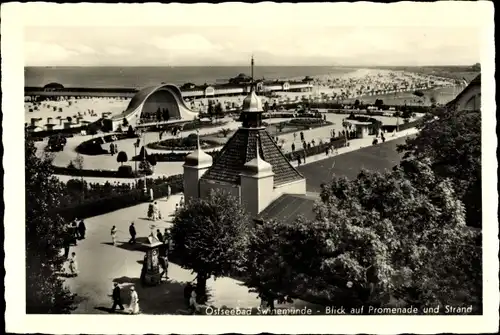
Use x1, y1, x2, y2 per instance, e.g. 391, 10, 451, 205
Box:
103, 83, 198, 131
183, 58, 307, 217
446, 74, 481, 111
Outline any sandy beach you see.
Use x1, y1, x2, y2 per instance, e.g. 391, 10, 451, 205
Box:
25, 68, 461, 126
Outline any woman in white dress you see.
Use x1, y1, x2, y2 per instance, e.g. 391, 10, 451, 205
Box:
111, 226, 117, 246
129, 286, 140, 314
68, 252, 78, 277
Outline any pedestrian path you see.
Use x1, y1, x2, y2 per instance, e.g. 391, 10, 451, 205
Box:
55, 127, 418, 184
64, 193, 320, 314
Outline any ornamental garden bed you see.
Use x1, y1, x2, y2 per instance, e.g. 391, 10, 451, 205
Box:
147, 133, 222, 151
76, 132, 138, 155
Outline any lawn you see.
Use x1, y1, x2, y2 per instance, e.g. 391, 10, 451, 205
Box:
298, 136, 408, 192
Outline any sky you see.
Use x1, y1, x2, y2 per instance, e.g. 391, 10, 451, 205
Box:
18, 2, 490, 67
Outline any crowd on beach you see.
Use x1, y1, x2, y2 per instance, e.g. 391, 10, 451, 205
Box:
25, 69, 462, 132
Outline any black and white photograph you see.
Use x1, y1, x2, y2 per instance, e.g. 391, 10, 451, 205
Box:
2, 2, 497, 334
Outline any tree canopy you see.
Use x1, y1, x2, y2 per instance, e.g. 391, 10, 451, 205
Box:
25, 133, 77, 313
246, 158, 481, 312
398, 108, 481, 228
171, 190, 250, 301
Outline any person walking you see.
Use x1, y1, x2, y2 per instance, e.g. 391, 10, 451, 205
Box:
156, 229, 163, 244
129, 222, 137, 244
68, 252, 78, 277
128, 286, 140, 315
111, 283, 125, 312
111, 225, 117, 246
78, 219, 86, 240
291, 143, 295, 152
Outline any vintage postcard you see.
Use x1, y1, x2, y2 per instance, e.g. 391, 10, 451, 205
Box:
2, 1, 498, 334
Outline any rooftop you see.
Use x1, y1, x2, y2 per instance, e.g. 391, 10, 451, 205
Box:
256, 193, 318, 223
201, 128, 304, 187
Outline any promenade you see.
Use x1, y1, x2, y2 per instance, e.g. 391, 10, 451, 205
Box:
64, 193, 320, 314
48, 113, 417, 184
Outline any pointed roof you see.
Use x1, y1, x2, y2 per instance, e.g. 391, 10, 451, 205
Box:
201, 128, 304, 186
243, 135, 273, 175
184, 131, 213, 168
242, 89, 264, 113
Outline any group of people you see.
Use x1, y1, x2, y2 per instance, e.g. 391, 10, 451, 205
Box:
111, 282, 140, 315
63, 218, 86, 277
147, 201, 162, 221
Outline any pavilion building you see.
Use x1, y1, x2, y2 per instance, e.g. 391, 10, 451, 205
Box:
183, 58, 307, 217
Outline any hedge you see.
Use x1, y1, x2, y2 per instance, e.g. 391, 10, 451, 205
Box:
76, 132, 138, 155
53, 165, 153, 178
54, 174, 184, 219
132, 150, 221, 162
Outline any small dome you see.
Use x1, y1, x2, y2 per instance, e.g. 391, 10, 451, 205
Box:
185, 148, 213, 167
242, 90, 263, 112
244, 138, 273, 175
244, 155, 272, 175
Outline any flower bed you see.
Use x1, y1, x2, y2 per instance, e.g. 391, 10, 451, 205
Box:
287, 118, 329, 127
147, 133, 221, 151
76, 132, 138, 155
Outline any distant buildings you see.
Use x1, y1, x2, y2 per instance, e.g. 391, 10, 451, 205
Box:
183, 58, 311, 219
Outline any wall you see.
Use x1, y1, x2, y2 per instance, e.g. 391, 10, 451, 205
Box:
273, 178, 307, 198
199, 179, 240, 200
240, 173, 275, 216
183, 165, 210, 201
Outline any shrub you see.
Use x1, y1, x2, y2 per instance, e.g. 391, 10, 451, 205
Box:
117, 165, 134, 178
139, 160, 153, 175
54, 174, 184, 219
117, 151, 128, 165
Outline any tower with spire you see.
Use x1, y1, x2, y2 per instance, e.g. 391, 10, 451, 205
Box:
184, 56, 306, 216
183, 129, 213, 201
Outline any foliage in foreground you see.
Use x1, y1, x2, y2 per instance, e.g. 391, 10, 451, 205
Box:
171, 190, 250, 301
246, 159, 481, 312
398, 108, 481, 228
25, 135, 77, 313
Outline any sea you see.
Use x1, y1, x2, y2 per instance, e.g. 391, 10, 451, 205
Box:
24, 66, 356, 89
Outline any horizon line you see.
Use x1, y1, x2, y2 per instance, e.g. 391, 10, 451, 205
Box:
25, 63, 479, 68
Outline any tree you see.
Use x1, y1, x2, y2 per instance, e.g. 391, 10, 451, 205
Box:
206, 101, 215, 122
156, 107, 163, 122
47, 135, 67, 152
25, 134, 77, 313
398, 108, 481, 228
138, 146, 148, 160
138, 160, 153, 175
413, 90, 424, 98
122, 118, 129, 127
374, 99, 384, 109
127, 125, 135, 138
214, 102, 224, 119
247, 158, 481, 312
171, 190, 250, 302
162, 107, 170, 122
117, 151, 128, 166
354, 99, 360, 108
147, 154, 157, 170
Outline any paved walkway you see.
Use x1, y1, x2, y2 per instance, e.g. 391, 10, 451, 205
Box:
63, 194, 320, 314
54, 126, 418, 185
